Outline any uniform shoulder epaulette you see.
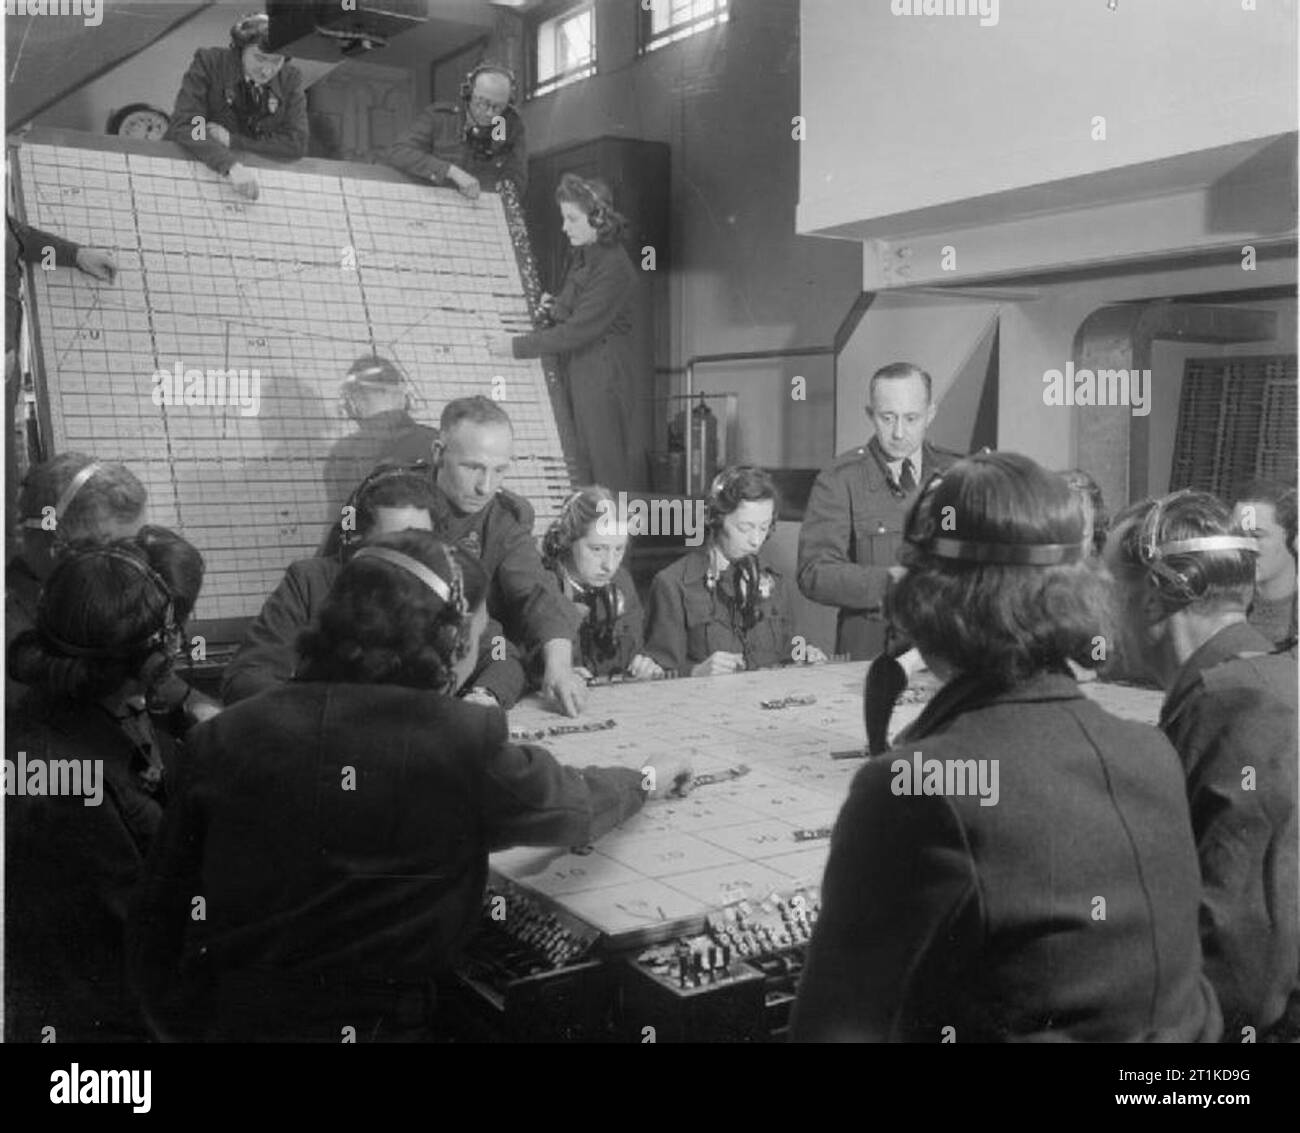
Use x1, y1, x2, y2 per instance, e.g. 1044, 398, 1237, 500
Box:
1198, 649, 1285, 695
831, 446, 871, 468
495, 488, 535, 530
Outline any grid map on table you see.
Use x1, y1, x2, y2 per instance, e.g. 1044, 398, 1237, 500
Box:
15, 143, 570, 622
494, 664, 1165, 946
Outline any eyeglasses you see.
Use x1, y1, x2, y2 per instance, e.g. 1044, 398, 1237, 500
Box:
469, 94, 508, 114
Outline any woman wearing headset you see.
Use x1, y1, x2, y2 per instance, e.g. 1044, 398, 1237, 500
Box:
539, 485, 662, 682
497, 173, 641, 488
791, 452, 1222, 1042
643, 465, 828, 677
5, 531, 202, 1041
130, 530, 683, 1042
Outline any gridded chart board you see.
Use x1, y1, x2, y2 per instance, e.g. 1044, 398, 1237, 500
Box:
495, 664, 1165, 948
14, 140, 570, 623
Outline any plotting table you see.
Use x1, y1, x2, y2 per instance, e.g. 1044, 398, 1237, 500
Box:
12, 133, 570, 629
493, 663, 1166, 949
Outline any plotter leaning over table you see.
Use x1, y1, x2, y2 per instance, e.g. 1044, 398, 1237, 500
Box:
791, 451, 1223, 1043
129, 532, 684, 1043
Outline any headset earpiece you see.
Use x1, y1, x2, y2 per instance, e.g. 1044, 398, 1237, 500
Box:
1138, 493, 1200, 604
37, 544, 179, 686
460, 62, 518, 107
1135, 490, 1259, 605
705, 466, 777, 543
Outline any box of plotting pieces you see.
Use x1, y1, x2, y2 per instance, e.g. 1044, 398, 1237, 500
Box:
618, 886, 821, 1043
446, 880, 613, 1042
447, 878, 820, 1042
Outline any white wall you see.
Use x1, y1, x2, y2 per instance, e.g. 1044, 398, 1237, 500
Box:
800, 0, 1298, 230
836, 292, 998, 453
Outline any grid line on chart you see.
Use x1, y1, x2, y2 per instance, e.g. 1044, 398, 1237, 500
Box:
18, 143, 572, 623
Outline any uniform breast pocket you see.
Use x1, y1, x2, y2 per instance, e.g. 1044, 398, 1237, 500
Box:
745, 605, 789, 667
856, 518, 903, 567
682, 593, 734, 663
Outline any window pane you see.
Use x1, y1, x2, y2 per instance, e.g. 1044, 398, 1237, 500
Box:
534, 4, 597, 94
645, 0, 728, 50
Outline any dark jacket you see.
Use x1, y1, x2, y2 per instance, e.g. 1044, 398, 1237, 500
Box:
535, 563, 644, 679
165, 46, 308, 176
127, 682, 644, 1040
221, 486, 570, 706
7, 215, 78, 352
512, 241, 641, 487
218, 554, 527, 709
643, 546, 797, 675
5, 695, 177, 1042
791, 672, 1222, 1042
321, 409, 438, 523
1246, 591, 1298, 655
385, 102, 527, 192
5, 555, 42, 706
797, 437, 962, 660
1159, 622, 1299, 1038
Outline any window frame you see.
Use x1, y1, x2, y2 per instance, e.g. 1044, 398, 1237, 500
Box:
638, 0, 730, 55
527, 0, 598, 99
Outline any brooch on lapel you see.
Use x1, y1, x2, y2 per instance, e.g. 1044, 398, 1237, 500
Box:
458, 531, 482, 557
267, 94, 279, 115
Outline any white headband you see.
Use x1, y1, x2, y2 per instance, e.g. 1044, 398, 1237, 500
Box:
353, 546, 451, 604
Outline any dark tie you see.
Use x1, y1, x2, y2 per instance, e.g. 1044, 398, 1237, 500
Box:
899, 459, 917, 493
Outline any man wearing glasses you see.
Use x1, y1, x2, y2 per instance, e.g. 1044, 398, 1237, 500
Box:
797, 362, 963, 660
386, 64, 528, 199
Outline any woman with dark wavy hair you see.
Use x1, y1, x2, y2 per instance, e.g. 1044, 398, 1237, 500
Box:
499, 172, 641, 486
6, 529, 199, 1042
792, 451, 1222, 1042
129, 529, 672, 1042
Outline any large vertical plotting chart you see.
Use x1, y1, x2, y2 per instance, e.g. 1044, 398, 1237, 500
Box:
14, 134, 572, 628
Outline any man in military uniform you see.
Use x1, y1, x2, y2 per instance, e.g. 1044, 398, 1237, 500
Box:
223, 398, 585, 716
797, 362, 962, 659
385, 64, 526, 199
1105, 490, 1299, 1041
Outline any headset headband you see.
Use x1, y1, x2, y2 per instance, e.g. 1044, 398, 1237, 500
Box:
1139, 490, 1259, 565
904, 469, 1089, 565
463, 62, 517, 103
22, 460, 103, 530
353, 545, 464, 613
37, 546, 175, 659
55, 461, 102, 519
922, 537, 1087, 565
